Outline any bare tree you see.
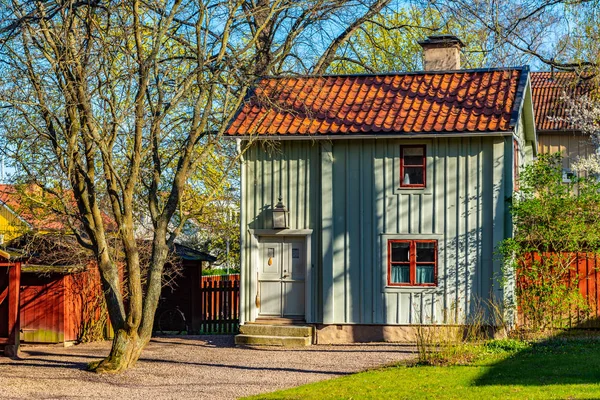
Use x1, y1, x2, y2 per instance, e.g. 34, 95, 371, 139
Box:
0, 0, 392, 372
436, 0, 600, 71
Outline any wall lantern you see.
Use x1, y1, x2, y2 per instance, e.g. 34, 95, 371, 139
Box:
272, 196, 288, 229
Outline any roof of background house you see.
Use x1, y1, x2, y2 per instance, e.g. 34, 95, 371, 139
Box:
530, 71, 597, 132
227, 67, 529, 136
0, 184, 66, 231
0, 184, 117, 232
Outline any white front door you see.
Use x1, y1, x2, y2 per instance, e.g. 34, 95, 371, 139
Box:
257, 236, 305, 319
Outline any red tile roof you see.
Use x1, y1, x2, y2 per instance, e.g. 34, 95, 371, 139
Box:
227, 68, 528, 136
0, 184, 68, 231
0, 184, 116, 232
531, 71, 597, 132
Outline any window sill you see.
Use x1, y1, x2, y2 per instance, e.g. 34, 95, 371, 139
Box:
383, 285, 439, 293
394, 187, 433, 195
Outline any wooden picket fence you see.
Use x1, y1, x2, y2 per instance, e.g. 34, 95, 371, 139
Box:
199, 276, 240, 334
519, 252, 600, 329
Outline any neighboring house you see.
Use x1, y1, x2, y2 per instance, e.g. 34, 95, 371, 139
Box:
531, 71, 597, 178
227, 36, 537, 344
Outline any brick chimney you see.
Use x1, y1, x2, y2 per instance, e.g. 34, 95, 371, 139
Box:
418, 35, 465, 71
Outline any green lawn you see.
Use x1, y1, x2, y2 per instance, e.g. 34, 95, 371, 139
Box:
245, 339, 600, 399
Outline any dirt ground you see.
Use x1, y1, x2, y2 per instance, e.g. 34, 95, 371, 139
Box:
0, 335, 415, 399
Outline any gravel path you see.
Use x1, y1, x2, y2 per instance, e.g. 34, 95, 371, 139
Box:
0, 336, 415, 399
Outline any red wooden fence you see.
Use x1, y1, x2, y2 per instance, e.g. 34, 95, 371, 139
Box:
198, 276, 239, 334
519, 252, 600, 328
201, 274, 240, 282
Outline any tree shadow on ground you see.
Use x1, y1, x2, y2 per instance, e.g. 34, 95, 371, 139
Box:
475, 331, 600, 387
150, 335, 235, 348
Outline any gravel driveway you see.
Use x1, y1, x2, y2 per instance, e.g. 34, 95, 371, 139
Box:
0, 336, 415, 399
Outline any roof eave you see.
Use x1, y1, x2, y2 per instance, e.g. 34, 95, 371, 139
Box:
226, 131, 515, 140
508, 66, 531, 129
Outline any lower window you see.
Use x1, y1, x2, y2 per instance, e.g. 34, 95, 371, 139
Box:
388, 239, 437, 287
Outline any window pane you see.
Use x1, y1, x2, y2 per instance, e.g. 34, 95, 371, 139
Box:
416, 242, 436, 262
391, 242, 410, 262
391, 265, 410, 283
403, 167, 424, 185
403, 147, 424, 157
416, 264, 435, 284
404, 155, 424, 166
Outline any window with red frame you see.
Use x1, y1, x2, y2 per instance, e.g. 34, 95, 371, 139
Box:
388, 240, 437, 286
400, 145, 426, 187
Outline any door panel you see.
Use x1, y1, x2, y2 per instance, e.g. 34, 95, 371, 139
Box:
287, 239, 305, 281
283, 281, 305, 316
257, 236, 306, 319
258, 281, 281, 316
258, 237, 282, 317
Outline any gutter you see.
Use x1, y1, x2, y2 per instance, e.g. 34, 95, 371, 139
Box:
225, 131, 515, 141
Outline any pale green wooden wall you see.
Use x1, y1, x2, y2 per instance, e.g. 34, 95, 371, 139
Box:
240, 135, 520, 325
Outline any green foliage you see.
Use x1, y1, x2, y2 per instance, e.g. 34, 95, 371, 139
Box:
483, 338, 530, 353
328, 7, 488, 74
202, 268, 239, 276
501, 153, 600, 330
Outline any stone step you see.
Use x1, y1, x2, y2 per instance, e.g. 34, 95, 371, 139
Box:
235, 334, 311, 347
239, 324, 313, 338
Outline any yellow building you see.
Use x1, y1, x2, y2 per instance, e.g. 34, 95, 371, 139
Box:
0, 185, 33, 243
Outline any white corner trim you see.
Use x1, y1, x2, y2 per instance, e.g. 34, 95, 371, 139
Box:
248, 229, 313, 236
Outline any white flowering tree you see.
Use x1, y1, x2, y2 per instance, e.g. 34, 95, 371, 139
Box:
551, 92, 600, 174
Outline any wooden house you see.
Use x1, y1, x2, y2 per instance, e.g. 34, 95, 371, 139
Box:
227, 36, 538, 345
531, 72, 597, 176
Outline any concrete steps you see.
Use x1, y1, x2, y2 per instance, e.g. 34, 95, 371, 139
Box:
235, 324, 313, 347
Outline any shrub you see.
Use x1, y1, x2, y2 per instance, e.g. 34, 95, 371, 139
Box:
502, 153, 600, 331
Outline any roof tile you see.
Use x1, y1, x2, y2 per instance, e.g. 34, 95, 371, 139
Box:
531, 72, 597, 131
227, 68, 527, 136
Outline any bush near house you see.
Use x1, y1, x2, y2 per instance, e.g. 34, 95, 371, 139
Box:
501, 153, 600, 331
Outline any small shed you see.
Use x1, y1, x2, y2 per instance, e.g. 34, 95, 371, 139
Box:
7, 234, 109, 344
154, 243, 217, 333
19, 264, 107, 344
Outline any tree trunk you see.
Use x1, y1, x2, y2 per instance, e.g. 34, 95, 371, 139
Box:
89, 328, 149, 373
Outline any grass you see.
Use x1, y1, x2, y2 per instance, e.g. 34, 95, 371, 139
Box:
202, 268, 240, 276
245, 338, 600, 399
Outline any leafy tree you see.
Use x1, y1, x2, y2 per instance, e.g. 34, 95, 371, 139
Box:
0, 0, 394, 372
328, 6, 490, 73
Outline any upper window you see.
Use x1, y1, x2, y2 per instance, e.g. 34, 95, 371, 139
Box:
400, 145, 426, 188
388, 240, 437, 287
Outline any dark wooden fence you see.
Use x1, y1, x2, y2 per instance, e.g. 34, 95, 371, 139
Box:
519, 252, 600, 329
198, 276, 240, 334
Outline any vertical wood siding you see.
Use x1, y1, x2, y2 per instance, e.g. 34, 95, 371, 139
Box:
537, 133, 594, 169
241, 141, 320, 323
242, 137, 511, 325
20, 275, 65, 343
